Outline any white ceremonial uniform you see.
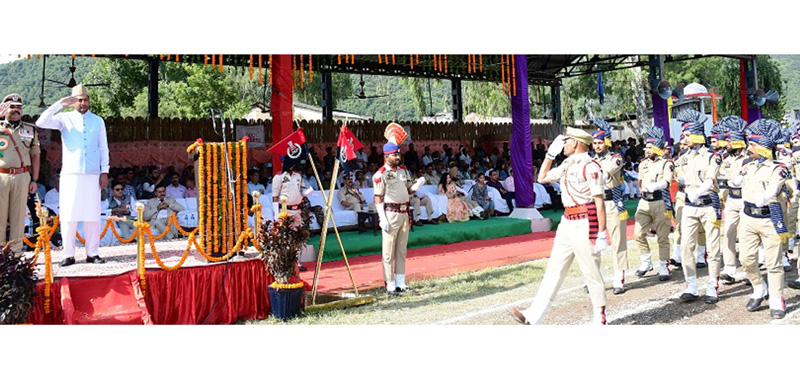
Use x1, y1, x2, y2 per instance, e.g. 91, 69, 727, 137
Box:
36, 102, 109, 259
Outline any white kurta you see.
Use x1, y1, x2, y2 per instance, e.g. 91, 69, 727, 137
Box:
59, 174, 101, 222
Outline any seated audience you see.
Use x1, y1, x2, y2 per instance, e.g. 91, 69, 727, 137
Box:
143, 184, 185, 240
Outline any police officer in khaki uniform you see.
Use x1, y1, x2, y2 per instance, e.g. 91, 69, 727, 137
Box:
739, 118, 789, 319
272, 160, 313, 271
590, 118, 628, 294
0, 94, 41, 256
634, 126, 674, 281
676, 109, 722, 304
717, 116, 749, 284
789, 129, 800, 290
338, 175, 367, 212
671, 134, 707, 268
511, 127, 609, 325
373, 136, 426, 295
774, 128, 795, 272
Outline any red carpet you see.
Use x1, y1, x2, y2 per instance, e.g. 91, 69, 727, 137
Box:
302, 220, 638, 292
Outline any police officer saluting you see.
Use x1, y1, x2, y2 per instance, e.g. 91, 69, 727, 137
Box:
739, 119, 789, 319
0, 94, 40, 257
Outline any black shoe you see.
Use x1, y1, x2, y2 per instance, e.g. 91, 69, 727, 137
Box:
784, 266, 792, 273
387, 289, 399, 296
60, 257, 76, 267
583, 285, 589, 293
746, 297, 765, 312
696, 262, 707, 269
720, 273, 736, 285
396, 286, 414, 294
680, 293, 699, 303
704, 295, 719, 304
659, 275, 670, 282
788, 280, 800, 290
613, 287, 625, 295
743, 279, 752, 287
86, 255, 105, 264
669, 259, 682, 268
771, 309, 786, 319
298, 265, 308, 272
635, 267, 653, 277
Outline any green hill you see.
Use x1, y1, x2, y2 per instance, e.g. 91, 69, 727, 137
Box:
0, 56, 96, 116
772, 54, 800, 110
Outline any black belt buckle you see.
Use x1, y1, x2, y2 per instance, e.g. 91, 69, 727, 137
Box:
604, 192, 613, 201
642, 192, 662, 201
744, 205, 770, 218
718, 179, 729, 189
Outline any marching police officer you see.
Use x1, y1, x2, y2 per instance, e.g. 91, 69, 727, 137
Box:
676, 109, 722, 304
374, 129, 427, 295
717, 116, 749, 284
739, 119, 789, 319
511, 127, 609, 325
0, 94, 41, 257
789, 128, 800, 290
775, 128, 795, 272
634, 125, 673, 281
591, 118, 628, 294
671, 134, 708, 269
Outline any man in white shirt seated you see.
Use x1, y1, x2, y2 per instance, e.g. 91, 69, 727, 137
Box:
143, 184, 185, 240
44, 174, 60, 213
247, 170, 267, 195
165, 173, 186, 199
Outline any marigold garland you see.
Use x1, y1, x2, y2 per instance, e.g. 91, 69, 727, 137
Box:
410, 54, 414, 69
309, 54, 313, 83
249, 54, 254, 80
501, 54, 507, 94
268, 54, 273, 86
270, 282, 304, 289
198, 144, 205, 250
258, 54, 263, 85
511, 54, 516, 96
212, 142, 218, 253
219, 54, 224, 73
299, 54, 305, 89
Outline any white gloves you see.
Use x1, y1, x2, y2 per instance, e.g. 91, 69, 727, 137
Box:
546, 135, 566, 160
302, 187, 314, 197
754, 184, 779, 207
731, 175, 744, 187
687, 189, 700, 204
272, 202, 280, 219
677, 176, 686, 185
375, 202, 391, 233
594, 231, 609, 253
456, 186, 468, 196
410, 177, 426, 193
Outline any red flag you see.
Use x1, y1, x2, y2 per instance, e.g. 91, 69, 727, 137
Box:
267, 127, 307, 158
337, 124, 363, 163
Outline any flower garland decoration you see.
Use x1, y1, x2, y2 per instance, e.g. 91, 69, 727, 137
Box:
198, 144, 205, 251
205, 141, 212, 250
235, 142, 242, 245
212, 142, 218, 254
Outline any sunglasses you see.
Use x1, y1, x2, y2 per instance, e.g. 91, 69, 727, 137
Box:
114, 188, 124, 191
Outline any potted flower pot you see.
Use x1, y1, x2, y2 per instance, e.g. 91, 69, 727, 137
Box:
267, 282, 304, 321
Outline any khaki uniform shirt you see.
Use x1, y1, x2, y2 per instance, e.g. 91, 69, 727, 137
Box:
742, 158, 789, 206
681, 146, 721, 194
543, 152, 604, 207
638, 156, 674, 189
338, 185, 366, 206
0, 121, 40, 168
423, 173, 438, 185
271, 171, 306, 206
791, 149, 800, 191
595, 151, 624, 189
723, 150, 747, 189
373, 164, 413, 204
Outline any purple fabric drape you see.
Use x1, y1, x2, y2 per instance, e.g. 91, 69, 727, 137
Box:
510, 54, 534, 208
747, 107, 762, 123
652, 95, 670, 148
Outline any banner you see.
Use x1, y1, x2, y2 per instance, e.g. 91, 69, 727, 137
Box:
267, 128, 308, 172
236, 125, 265, 148
336, 124, 363, 164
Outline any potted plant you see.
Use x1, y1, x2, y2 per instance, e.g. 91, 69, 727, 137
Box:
0, 243, 39, 324
257, 200, 311, 321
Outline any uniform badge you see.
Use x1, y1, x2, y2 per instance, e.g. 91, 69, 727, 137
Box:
387, 171, 396, 180
19, 128, 33, 141
591, 172, 598, 180
615, 158, 621, 166
282, 176, 290, 183
715, 156, 722, 165
0, 137, 9, 151
780, 168, 790, 179
374, 177, 381, 184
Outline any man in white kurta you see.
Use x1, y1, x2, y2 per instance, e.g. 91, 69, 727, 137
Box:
35, 84, 109, 266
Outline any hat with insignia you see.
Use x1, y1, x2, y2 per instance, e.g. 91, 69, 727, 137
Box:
2, 93, 23, 106
566, 127, 593, 145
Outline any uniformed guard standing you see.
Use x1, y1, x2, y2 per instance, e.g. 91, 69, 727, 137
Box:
789, 129, 800, 290
774, 127, 795, 272
671, 134, 707, 269
510, 127, 609, 325
373, 124, 426, 295
676, 109, 722, 304
739, 118, 789, 319
271, 160, 313, 271
717, 116, 749, 284
0, 94, 40, 257
591, 118, 628, 294
633, 125, 673, 281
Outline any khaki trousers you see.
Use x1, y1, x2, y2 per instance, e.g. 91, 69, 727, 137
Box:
343, 203, 363, 212
381, 210, 410, 282
0, 173, 30, 255
411, 196, 434, 220
680, 205, 721, 280
152, 217, 179, 240
634, 199, 670, 261
739, 214, 784, 305
535, 216, 606, 308
722, 197, 743, 267
604, 199, 628, 271
674, 193, 706, 247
